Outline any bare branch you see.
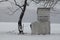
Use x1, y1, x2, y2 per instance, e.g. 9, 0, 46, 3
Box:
14, 0, 23, 10
6, 0, 24, 15
52, 0, 58, 8
7, 7, 20, 15
8, 0, 15, 8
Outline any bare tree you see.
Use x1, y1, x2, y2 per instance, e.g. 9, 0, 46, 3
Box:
13, 0, 28, 34
0, 0, 28, 34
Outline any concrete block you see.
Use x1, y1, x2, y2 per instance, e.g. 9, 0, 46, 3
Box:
30, 21, 50, 35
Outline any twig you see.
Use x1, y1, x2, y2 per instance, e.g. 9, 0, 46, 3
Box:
7, 7, 20, 15
14, 0, 23, 10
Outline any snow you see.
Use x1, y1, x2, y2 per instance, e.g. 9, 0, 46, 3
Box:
0, 22, 60, 40
0, 1, 60, 40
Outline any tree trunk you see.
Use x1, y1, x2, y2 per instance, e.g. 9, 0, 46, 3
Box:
18, 0, 27, 34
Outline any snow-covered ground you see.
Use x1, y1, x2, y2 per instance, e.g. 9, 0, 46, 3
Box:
0, 1, 60, 40
0, 22, 60, 40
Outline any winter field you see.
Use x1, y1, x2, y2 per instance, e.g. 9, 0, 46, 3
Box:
0, 22, 60, 40
0, 1, 60, 40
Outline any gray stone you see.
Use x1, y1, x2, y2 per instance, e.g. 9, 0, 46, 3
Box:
31, 21, 50, 35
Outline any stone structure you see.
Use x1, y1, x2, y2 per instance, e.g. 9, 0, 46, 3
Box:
30, 8, 50, 35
